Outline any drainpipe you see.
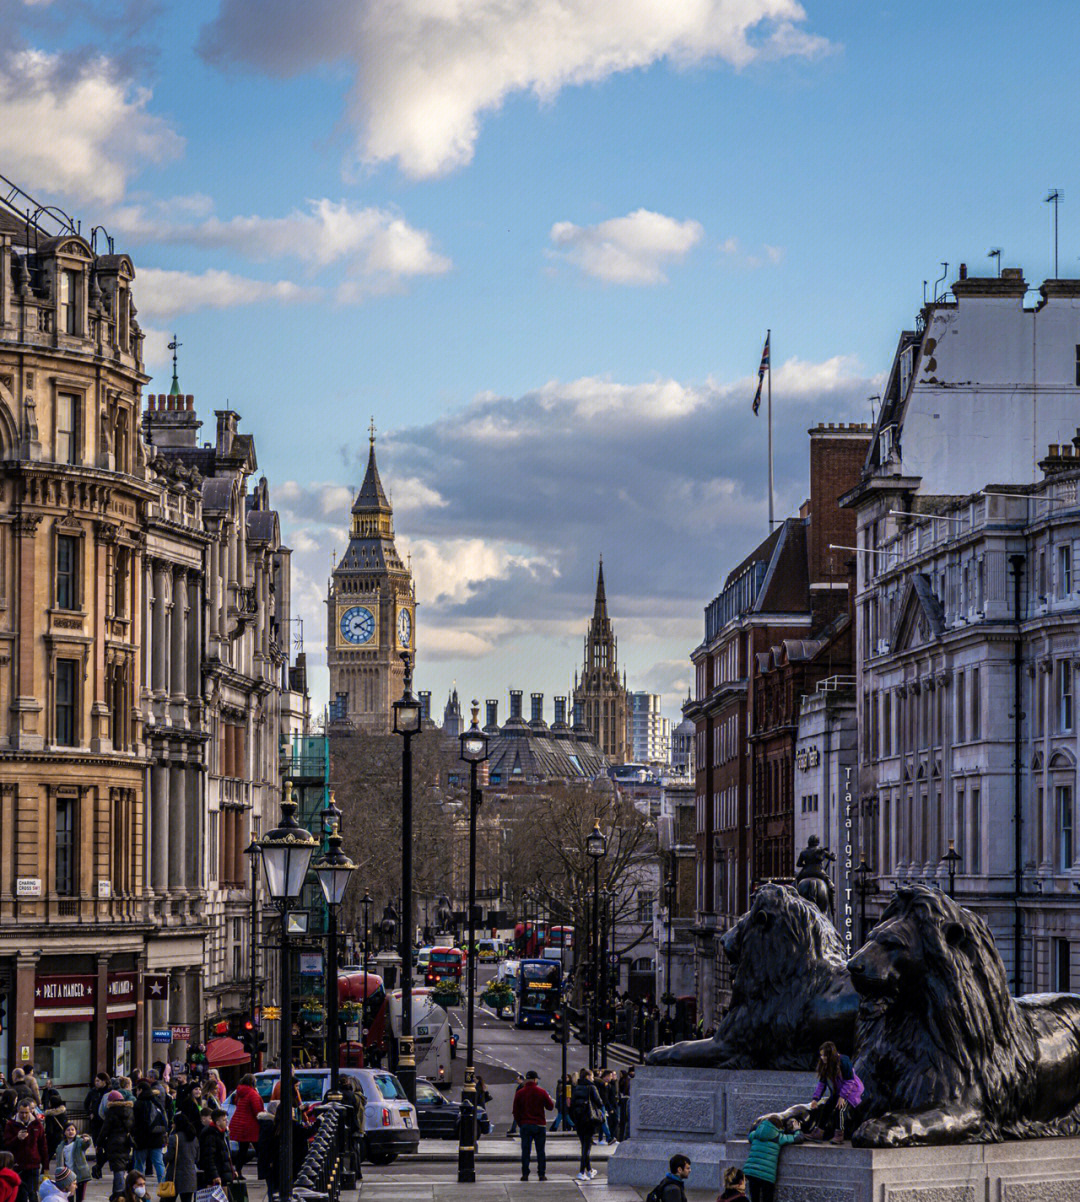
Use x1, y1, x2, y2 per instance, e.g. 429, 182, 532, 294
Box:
1009, 553, 1025, 995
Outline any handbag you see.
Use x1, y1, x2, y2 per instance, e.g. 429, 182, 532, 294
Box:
227, 1182, 248, 1202
158, 1141, 176, 1198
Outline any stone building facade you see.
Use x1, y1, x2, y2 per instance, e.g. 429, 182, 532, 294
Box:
327, 431, 416, 734
0, 202, 153, 1083
573, 561, 629, 763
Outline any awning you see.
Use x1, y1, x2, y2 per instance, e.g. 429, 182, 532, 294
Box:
205, 1037, 250, 1068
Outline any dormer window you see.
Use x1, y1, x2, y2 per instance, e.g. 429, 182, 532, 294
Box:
58, 268, 80, 335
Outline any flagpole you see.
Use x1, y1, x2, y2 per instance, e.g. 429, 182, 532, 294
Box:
767, 328, 774, 526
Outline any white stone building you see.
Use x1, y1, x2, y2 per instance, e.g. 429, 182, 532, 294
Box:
627, 691, 672, 767
843, 265, 1080, 992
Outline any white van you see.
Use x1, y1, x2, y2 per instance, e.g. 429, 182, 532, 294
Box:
387, 987, 452, 1088
497, 958, 521, 990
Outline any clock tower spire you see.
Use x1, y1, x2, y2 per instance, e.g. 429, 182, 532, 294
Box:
327, 422, 416, 733
572, 558, 629, 762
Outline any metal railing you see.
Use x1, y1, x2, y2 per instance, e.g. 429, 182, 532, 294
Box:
291, 1101, 347, 1202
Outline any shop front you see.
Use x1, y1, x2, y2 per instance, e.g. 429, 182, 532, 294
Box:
105, 970, 137, 1078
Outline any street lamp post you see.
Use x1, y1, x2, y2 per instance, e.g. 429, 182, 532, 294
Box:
257, 782, 317, 1202
360, 892, 373, 1062
940, 839, 962, 899
392, 652, 422, 1104
853, 853, 873, 944
457, 702, 489, 1184
663, 870, 676, 1023
312, 791, 356, 1095
244, 838, 261, 1068
600, 888, 615, 1069
585, 820, 607, 1072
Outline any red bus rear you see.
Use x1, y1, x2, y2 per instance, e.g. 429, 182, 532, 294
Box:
425, 947, 463, 986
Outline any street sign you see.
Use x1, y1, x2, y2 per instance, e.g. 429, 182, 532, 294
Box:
170, 1024, 191, 1041
299, 952, 323, 975
262, 1006, 280, 1021
152, 1029, 172, 1044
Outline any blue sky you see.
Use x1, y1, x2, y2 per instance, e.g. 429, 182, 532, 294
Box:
5, 0, 1080, 724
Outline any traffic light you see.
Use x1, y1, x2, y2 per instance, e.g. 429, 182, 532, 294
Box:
551, 1012, 564, 1043
241, 1019, 256, 1055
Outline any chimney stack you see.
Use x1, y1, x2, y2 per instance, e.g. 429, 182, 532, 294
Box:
530, 693, 544, 724
484, 699, 499, 732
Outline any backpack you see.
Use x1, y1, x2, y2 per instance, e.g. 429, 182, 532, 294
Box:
645, 1180, 673, 1202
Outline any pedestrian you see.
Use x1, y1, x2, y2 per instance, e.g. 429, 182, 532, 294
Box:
226, 1076, 263, 1181
132, 1080, 168, 1182
119, 1170, 147, 1202
84, 1075, 110, 1180
254, 1107, 276, 1202
163, 1112, 199, 1202
4, 1097, 48, 1202
204, 1075, 226, 1108
743, 1114, 802, 1202
511, 1071, 553, 1183
335, 1079, 363, 1184
18, 1075, 39, 1113
37, 1167, 75, 1202
599, 1070, 618, 1145
569, 1069, 603, 1181
718, 1166, 747, 1201
617, 1070, 630, 1141
645, 1152, 692, 1201
505, 1076, 525, 1137
7, 1078, 31, 1113
0, 1152, 21, 1202
98, 1091, 135, 1202
52, 1124, 91, 1202
805, 1041, 863, 1145
550, 1076, 573, 1132
196, 1110, 233, 1191
39, 1083, 66, 1160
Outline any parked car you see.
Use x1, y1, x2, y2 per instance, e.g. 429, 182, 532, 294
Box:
412, 1078, 490, 1140
252, 1067, 419, 1165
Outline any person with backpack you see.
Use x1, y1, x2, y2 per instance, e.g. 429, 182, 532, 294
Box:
132, 1081, 169, 1182
645, 1153, 692, 1202
743, 1114, 802, 1202
98, 1091, 135, 1202
84, 1076, 110, 1181
568, 1069, 604, 1181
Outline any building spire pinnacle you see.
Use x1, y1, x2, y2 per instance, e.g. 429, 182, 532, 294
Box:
592, 557, 608, 623
167, 333, 182, 396
369, 416, 376, 447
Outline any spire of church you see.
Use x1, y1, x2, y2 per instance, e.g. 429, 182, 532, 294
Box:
167, 333, 182, 396
592, 557, 608, 623
353, 418, 391, 514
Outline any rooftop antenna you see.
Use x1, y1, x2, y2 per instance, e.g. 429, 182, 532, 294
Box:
988, 248, 1002, 277
922, 280, 928, 305
933, 262, 949, 302
1046, 189, 1062, 278
869, 394, 881, 423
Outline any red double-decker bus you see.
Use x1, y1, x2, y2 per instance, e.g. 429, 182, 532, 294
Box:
424, 946, 464, 986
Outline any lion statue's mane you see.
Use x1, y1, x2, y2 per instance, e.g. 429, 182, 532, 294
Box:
851, 885, 1080, 1146
647, 883, 857, 1069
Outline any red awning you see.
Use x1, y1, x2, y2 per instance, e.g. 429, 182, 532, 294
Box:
205, 1037, 250, 1068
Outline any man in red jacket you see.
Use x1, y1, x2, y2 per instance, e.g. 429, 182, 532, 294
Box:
4, 1097, 48, 1201
511, 1070, 554, 1182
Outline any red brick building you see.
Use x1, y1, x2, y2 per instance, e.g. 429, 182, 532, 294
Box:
687, 423, 870, 1021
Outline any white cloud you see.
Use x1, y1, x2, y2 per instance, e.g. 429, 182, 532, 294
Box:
400, 537, 556, 609
0, 50, 181, 204
135, 267, 318, 318
112, 198, 451, 294
549, 209, 703, 284
199, 1, 832, 179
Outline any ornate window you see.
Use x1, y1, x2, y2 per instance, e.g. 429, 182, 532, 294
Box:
56, 535, 78, 610
56, 392, 79, 465
55, 792, 77, 895
55, 658, 77, 746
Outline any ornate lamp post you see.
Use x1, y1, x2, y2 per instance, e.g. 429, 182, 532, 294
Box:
392, 651, 422, 1103
312, 791, 356, 1094
244, 838, 261, 1067
257, 782, 317, 1202
457, 702, 489, 1184
853, 853, 873, 944
940, 839, 962, 899
585, 820, 607, 1071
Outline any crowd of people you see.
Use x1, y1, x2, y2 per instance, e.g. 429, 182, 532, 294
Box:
0, 1061, 367, 1202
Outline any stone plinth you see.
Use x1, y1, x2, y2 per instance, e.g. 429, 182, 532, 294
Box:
608, 1067, 1080, 1199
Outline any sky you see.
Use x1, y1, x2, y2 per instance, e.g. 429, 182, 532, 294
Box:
5, 0, 1080, 725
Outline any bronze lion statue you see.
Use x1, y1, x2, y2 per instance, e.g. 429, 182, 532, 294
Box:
647, 883, 857, 1069
850, 885, 1080, 1146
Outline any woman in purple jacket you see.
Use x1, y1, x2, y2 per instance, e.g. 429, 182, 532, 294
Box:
805, 1042, 863, 1145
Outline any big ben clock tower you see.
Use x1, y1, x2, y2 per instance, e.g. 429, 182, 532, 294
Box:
327, 424, 416, 733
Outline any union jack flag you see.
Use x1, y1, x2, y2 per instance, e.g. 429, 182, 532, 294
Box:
752, 332, 770, 414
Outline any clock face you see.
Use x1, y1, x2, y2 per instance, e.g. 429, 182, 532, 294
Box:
340, 605, 375, 645
397, 607, 412, 648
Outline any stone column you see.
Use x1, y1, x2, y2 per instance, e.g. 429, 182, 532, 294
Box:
152, 561, 168, 696
94, 955, 110, 1076
151, 765, 168, 893
14, 953, 38, 1069
170, 569, 187, 700
167, 764, 186, 892
186, 768, 200, 893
